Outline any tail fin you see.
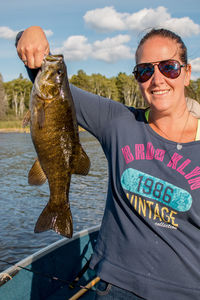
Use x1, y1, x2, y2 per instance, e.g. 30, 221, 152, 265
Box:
34, 202, 73, 238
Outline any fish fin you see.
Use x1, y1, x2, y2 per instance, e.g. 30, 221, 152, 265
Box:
37, 105, 45, 129
22, 110, 31, 127
74, 146, 90, 175
34, 202, 73, 238
28, 159, 47, 186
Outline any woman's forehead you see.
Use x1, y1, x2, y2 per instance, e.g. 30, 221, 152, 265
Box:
136, 36, 180, 63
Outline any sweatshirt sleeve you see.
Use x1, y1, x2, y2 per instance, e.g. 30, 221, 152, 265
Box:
70, 84, 128, 141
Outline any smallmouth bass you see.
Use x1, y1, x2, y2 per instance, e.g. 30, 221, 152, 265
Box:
27, 54, 90, 238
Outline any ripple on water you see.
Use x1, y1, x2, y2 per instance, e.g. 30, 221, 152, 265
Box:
0, 131, 107, 271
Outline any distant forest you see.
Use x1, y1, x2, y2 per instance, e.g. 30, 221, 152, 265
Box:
0, 70, 200, 120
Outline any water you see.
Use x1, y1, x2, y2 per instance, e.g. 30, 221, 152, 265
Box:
0, 131, 108, 272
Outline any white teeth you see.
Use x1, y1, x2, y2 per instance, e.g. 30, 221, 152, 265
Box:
152, 90, 169, 95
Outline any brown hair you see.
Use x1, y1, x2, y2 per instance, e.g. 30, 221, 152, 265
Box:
135, 28, 188, 65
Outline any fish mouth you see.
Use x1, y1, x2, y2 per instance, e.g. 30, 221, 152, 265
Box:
45, 54, 64, 63
34, 54, 64, 99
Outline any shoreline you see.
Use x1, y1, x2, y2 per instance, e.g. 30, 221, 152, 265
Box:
0, 126, 85, 133
0, 128, 30, 133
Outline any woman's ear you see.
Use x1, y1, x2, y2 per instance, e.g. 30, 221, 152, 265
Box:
184, 64, 192, 87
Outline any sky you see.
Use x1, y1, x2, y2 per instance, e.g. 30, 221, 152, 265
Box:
0, 0, 200, 82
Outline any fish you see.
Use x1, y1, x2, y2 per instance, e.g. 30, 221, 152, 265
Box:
27, 54, 90, 238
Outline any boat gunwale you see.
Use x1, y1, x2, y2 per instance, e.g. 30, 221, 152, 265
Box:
1, 225, 100, 276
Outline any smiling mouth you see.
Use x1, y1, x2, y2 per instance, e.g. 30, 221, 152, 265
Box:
151, 89, 170, 95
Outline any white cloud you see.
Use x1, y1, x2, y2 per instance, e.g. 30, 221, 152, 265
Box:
92, 35, 133, 62
0, 26, 18, 39
44, 30, 53, 37
54, 35, 92, 61
53, 34, 133, 63
84, 6, 127, 32
0, 26, 53, 40
190, 57, 200, 72
190, 74, 200, 80
163, 17, 200, 37
125, 7, 169, 31
83, 6, 200, 37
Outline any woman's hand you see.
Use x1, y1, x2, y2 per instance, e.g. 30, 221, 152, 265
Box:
17, 26, 50, 69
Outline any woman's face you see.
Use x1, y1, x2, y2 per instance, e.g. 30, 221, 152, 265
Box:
136, 36, 191, 114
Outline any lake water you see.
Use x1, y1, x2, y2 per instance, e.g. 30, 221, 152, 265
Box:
0, 131, 107, 272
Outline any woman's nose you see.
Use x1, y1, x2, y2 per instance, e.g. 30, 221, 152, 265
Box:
151, 65, 165, 84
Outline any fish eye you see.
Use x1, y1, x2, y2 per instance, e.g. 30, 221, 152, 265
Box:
57, 69, 62, 75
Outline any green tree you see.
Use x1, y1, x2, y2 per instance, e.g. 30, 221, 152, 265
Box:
186, 79, 200, 102
70, 70, 145, 106
0, 73, 8, 119
70, 70, 92, 92
131, 77, 145, 108
90, 73, 107, 96
104, 77, 119, 100
4, 75, 32, 116
115, 72, 144, 107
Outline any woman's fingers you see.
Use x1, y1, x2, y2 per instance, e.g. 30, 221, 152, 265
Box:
17, 26, 50, 69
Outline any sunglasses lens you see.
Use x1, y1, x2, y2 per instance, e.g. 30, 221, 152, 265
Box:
134, 63, 154, 83
134, 60, 183, 83
159, 60, 181, 79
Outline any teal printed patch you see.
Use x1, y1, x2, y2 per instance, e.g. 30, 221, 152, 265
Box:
121, 168, 192, 212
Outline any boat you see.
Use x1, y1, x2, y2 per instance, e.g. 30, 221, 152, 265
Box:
0, 225, 100, 300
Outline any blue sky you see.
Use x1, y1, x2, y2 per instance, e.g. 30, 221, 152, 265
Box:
0, 0, 200, 82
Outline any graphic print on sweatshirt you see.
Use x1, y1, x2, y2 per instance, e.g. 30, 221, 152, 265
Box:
121, 142, 200, 229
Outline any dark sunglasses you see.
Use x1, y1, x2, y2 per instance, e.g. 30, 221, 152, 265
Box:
133, 59, 185, 83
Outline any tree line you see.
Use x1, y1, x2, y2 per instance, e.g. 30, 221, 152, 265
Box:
1, 74, 32, 120
0, 70, 200, 120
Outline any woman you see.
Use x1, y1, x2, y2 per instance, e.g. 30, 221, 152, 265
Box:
16, 27, 200, 299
